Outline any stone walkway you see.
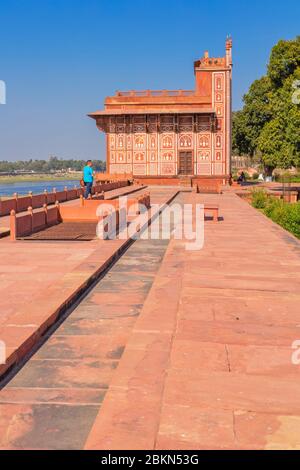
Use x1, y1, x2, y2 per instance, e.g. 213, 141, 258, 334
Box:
85, 192, 300, 450
0, 189, 300, 449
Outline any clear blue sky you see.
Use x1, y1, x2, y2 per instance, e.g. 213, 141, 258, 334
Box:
0, 0, 299, 161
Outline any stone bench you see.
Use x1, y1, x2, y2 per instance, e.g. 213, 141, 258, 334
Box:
197, 183, 222, 195
204, 204, 219, 222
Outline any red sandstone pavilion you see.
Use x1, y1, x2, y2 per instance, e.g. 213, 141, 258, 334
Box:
88, 38, 232, 185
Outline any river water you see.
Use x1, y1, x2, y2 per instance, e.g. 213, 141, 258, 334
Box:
0, 180, 80, 197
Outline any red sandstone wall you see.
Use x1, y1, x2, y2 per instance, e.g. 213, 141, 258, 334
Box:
106, 110, 226, 177
0, 198, 17, 216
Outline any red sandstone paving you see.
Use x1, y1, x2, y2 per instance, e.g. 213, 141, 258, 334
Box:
0, 402, 100, 450
0, 187, 177, 367
85, 191, 300, 450
0, 187, 177, 449
156, 404, 236, 450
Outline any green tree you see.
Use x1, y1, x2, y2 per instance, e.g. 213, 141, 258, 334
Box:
233, 36, 300, 173
268, 36, 300, 87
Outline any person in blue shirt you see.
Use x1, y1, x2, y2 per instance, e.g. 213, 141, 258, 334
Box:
83, 160, 94, 199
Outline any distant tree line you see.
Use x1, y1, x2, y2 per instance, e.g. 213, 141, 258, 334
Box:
232, 36, 300, 175
0, 156, 106, 173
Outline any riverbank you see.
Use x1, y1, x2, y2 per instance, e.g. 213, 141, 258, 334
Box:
0, 173, 82, 184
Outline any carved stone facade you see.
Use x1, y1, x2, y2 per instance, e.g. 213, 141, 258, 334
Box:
89, 39, 232, 179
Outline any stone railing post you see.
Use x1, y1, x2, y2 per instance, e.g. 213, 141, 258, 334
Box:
43, 204, 48, 226
10, 210, 16, 241
53, 187, 57, 202
44, 189, 48, 205
14, 193, 18, 213
28, 206, 33, 235
55, 201, 61, 222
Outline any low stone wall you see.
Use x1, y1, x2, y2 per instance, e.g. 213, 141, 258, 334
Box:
134, 177, 181, 186
95, 173, 133, 183
93, 181, 128, 194
1, 181, 130, 217
10, 204, 60, 241
60, 192, 151, 223
268, 190, 299, 203
195, 178, 223, 194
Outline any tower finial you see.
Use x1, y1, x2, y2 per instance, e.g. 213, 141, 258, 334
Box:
225, 37, 233, 66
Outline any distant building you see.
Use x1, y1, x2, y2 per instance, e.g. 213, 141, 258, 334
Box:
89, 39, 232, 183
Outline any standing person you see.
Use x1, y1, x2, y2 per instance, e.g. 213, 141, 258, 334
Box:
83, 160, 94, 199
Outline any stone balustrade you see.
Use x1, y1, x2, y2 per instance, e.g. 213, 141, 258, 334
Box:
10, 203, 60, 241
1, 181, 130, 217
10, 190, 150, 241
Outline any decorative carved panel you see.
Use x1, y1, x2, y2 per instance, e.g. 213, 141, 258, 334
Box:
162, 151, 174, 161
215, 151, 222, 161
197, 163, 211, 175
133, 152, 146, 162
116, 135, 125, 149
216, 105, 223, 117
179, 134, 193, 148
110, 135, 115, 150
110, 163, 131, 174
149, 135, 157, 149
198, 134, 211, 149
213, 163, 224, 175
148, 163, 157, 175
116, 152, 125, 163
215, 74, 224, 91
161, 134, 173, 149
150, 151, 156, 162
179, 115, 193, 132
161, 163, 175, 175
133, 163, 147, 175
134, 135, 146, 150
198, 150, 211, 161
216, 119, 223, 131
215, 134, 223, 149
160, 115, 174, 132
133, 116, 146, 133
